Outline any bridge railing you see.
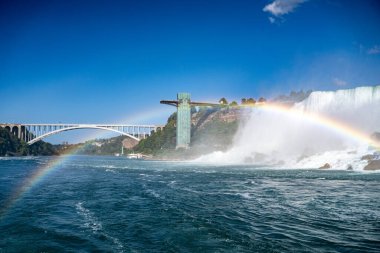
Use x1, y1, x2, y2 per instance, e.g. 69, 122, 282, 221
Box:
0, 123, 164, 144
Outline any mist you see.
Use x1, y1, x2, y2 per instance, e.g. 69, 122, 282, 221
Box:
196, 86, 380, 170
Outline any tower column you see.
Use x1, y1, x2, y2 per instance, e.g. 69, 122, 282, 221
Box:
176, 93, 191, 149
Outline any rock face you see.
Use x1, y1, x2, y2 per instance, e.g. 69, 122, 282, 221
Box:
361, 154, 376, 161
364, 160, 380, 171
123, 138, 139, 149
319, 163, 331, 169
371, 132, 380, 141
191, 107, 245, 129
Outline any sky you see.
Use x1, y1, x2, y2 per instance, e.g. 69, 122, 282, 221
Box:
1, 0, 380, 143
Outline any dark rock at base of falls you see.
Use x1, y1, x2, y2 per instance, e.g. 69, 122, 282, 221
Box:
361, 154, 376, 161
319, 163, 331, 169
364, 160, 380, 171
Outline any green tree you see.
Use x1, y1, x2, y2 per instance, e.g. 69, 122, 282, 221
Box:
219, 97, 228, 105
258, 97, 266, 103
0, 127, 57, 156
247, 98, 256, 104
133, 112, 177, 154
229, 101, 238, 106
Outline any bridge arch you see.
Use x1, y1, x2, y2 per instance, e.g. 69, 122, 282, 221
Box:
11, 126, 19, 138
4, 126, 11, 132
28, 126, 140, 145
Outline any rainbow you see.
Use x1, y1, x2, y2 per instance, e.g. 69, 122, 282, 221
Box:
0, 106, 175, 218
253, 102, 380, 150
0, 148, 80, 218
1, 103, 379, 218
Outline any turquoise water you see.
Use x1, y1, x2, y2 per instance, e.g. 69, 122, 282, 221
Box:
0, 156, 379, 252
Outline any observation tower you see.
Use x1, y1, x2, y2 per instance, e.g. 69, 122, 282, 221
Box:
161, 93, 218, 149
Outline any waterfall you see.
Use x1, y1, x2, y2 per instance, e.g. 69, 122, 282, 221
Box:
297, 86, 380, 112
196, 85, 380, 170
295, 86, 380, 133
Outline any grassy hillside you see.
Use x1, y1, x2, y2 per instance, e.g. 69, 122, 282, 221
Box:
133, 113, 177, 155
132, 107, 240, 159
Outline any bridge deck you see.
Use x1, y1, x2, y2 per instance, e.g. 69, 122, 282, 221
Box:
0, 123, 164, 145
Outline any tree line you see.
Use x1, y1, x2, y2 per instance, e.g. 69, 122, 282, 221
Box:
218, 97, 267, 106
0, 127, 57, 156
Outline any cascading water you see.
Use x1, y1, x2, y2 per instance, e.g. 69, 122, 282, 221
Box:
196, 85, 380, 170
295, 86, 380, 132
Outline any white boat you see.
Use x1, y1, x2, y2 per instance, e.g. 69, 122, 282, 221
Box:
127, 153, 143, 159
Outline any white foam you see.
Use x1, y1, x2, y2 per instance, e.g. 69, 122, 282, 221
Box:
76, 202, 103, 232
146, 189, 161, 198
196, 86, 380, 171
75, 202, 124, 252
287, 147, 371, 171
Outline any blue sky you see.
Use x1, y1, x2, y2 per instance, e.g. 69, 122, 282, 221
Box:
1, 0, 380, 143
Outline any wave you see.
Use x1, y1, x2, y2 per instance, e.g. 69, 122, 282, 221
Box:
75, 202, 124, 252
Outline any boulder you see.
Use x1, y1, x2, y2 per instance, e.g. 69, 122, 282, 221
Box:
364, 160, 380, 171
319, 163, 331, 169
361, 154, 376, 161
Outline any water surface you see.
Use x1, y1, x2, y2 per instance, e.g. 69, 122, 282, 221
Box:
0, 156, 379, 252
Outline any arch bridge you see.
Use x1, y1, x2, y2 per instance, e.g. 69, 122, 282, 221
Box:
0, 124, 162, 145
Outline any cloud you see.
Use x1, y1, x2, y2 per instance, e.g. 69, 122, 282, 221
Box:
268, 17, 276, 23
333, 78, 347, 86
263, 0, 307, 23
367, 45, 380, 55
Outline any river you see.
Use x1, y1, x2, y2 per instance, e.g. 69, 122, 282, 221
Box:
0, 156, 379, 252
